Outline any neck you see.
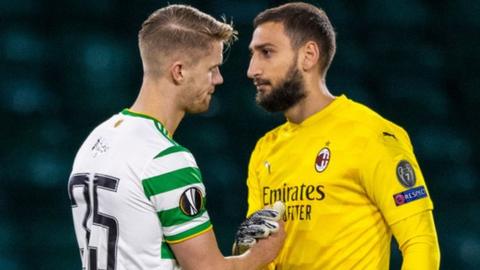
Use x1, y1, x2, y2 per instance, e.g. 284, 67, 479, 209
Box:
284, 78, 335, 124
130, 76, 185, 136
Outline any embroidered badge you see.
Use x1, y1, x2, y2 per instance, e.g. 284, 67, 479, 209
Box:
114, 119, 124, 128
396, 160, 416, 187
179, 187, 203, 216
315, 147, 330, 173
91, 137, 109, 158
393, 186, 428, 206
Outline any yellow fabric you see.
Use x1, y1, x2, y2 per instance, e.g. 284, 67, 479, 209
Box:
246, 95, 435, 269
391, 211, 440, 270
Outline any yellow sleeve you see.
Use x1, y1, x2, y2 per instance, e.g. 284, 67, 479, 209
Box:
246, 138, 265, 217
359, 127, 434, 225
391, 210, 441, 269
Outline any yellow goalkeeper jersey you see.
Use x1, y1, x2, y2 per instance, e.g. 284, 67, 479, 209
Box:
246, 95, 434, 269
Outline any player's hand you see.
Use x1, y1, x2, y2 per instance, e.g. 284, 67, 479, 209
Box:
249, 218, 286, 265
232, 201, 285, 255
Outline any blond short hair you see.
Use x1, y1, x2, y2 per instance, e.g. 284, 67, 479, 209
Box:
138, 4, 238, 75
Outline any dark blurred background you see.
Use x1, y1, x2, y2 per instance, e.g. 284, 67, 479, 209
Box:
1, 0, 479, 269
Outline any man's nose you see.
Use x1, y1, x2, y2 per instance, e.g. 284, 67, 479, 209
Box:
247, 56, 261, 79
214, 70, 224, 85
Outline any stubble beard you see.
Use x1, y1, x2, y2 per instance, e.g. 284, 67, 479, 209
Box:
255, 60, 306, 113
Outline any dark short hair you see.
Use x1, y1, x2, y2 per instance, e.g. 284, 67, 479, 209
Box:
254, 2, 336, 74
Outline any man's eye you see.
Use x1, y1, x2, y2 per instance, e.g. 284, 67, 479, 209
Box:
262, 49, 271, 56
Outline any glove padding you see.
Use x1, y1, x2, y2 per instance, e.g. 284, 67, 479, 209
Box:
232, 201, 285, 255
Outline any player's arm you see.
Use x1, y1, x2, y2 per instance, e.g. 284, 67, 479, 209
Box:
391, 210, 440, 270
171, 223, 285, 270
143, 148, 284, 270
359, 128, 438, 268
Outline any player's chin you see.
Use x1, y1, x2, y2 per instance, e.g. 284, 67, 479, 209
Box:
255, 91, 270, 104
187, 100, 211, 114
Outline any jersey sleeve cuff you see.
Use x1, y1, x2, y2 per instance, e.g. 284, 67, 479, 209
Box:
165, 221, 212, 244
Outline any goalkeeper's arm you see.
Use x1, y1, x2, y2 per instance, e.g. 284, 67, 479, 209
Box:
391, 210, 440, 270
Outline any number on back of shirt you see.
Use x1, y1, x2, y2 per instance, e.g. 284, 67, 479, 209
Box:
69, 173, 120, 270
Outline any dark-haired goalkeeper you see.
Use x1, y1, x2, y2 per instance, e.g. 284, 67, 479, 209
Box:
233, 2, 440, 269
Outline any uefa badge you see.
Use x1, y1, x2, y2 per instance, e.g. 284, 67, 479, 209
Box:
315, 147, 331, 173
179, 187, 203, 216
396, 160, 416, 188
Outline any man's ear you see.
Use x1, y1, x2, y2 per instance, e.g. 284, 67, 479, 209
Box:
170, 61, 184, 85
301, 41, 320, 71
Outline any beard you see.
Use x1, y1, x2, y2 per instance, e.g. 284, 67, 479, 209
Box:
255, 61, 306, 113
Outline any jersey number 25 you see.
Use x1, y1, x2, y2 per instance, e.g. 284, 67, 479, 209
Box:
68, 173, 120, 270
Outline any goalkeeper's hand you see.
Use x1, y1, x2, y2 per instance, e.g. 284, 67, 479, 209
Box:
232, 201, 285, 255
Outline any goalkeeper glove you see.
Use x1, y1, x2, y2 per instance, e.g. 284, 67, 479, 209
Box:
232, 201, 285, 255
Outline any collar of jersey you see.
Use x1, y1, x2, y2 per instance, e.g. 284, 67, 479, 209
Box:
286, 94, 347, 129
121, 109, 172, 138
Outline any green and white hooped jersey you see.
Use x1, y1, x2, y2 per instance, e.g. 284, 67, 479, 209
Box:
68, 109, 211, 270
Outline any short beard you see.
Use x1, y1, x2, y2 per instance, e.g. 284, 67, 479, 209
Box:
256, 62, 306, 113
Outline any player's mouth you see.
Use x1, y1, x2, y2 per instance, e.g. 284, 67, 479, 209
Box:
253, 78, 271, 91
255, 85, 270, 92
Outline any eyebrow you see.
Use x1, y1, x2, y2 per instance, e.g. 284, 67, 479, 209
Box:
210, 62, 223, 69
248, 42, 276, 52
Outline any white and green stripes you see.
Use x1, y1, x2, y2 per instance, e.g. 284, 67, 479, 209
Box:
143, 167, 202, 196
142, 151, 199, 181
163, 211, 210, 241
155, 145, 190, 159
120, 109, 177, 145
161, 241, 175, 259
142, 146, 211, 243
164, 220, 212, 243
148, 183, 205, 213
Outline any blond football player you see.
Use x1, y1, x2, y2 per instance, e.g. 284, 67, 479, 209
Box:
68, 5, 284, 270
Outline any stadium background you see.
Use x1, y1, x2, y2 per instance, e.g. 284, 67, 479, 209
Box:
1, 0, 479, 269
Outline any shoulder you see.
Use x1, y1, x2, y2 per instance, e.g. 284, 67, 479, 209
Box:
341, 98, 410, 141
341, 99, 415, 159
252, 122, 289, 154
82, 111, 183, 164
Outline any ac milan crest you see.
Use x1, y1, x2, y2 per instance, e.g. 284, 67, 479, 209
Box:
315, 147, 331, 173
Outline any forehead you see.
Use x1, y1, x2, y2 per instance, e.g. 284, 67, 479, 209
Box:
206, 41, 224, 63
249, 22, 291, 50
